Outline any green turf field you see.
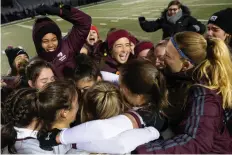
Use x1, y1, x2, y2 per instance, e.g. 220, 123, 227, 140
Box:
1, 0, 232, 75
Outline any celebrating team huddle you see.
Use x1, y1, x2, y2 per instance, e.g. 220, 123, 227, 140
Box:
1, 0, 232, 154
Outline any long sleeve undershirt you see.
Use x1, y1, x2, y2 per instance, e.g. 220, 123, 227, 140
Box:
60, 115, 133, 144
76, 127, 160, 154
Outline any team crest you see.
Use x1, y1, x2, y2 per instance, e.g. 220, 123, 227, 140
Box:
210, 16, 218, 21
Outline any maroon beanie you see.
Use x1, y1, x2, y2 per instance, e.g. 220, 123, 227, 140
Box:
134, 41, 154, 57
129, 35, 139, 45
107, 29, 130, 49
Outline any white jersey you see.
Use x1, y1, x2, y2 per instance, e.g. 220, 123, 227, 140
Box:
2, 127, 88, 154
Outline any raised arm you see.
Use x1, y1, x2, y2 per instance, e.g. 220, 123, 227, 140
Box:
36, 4, 91, 54
138, 16, 162, 32
61, 6, 92, 54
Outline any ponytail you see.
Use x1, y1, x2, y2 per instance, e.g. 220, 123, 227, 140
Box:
196, 37, 232, 109
80, 81, 128, 123
1, 123, 17, 153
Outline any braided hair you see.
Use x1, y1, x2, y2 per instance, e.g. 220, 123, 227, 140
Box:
1, 88, 39, 153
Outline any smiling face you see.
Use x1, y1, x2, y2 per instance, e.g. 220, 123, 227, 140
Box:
33, 68, 55, 90
112, 37, 131, 64
87, 30, 99, 46
164, 40, 183, 73
154, 46, 166, 70
41, 33, 58, 52
167, 5, 180, 17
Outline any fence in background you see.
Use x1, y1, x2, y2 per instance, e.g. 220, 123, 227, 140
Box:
1, 0, 110, 24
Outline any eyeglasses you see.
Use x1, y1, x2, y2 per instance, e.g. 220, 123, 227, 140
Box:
168, 8, 179, 12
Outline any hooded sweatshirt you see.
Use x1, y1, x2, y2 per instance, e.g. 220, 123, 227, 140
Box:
32, 7, 91, 78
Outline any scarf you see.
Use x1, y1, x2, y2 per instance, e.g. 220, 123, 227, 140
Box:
166, 9, 183, 24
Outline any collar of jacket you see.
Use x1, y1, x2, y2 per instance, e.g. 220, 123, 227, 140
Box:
105, 56, 121, 69
14, 127, 38, 139
14, 127, 67, 140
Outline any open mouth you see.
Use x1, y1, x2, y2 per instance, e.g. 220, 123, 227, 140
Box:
47, 49, 55, 52
16, 58, 28, 69
119, 53, 129, 61
88, 37, 96, 44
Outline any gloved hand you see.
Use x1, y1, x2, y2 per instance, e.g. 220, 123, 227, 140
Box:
35, 4, 60, 16
138, 16, 146, 22
37, 128, 61, 151
52, 2, 71, 10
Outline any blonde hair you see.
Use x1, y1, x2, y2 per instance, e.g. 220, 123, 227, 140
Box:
174, 31, 232, 109
196, 37, 232, 109
80, 81, 129, 122
174, 31, 207, 64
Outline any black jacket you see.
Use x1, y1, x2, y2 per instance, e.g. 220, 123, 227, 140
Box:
139, 5, 206, 39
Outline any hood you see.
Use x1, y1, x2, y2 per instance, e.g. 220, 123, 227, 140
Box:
161, 4, 191, 18
32, 17, 62, 62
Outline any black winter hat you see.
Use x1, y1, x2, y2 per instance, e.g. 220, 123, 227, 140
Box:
208, 8, 232, 35
5, 46, 29, 68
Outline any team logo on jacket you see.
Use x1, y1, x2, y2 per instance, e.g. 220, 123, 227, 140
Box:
57, 52, 67, 61
210, 16, 217, 21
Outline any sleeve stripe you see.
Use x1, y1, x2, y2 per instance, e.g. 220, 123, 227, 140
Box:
143, 86, 206, 151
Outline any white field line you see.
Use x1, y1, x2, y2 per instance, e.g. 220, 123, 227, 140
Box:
80, 0, 122, 9
92, 16, 208, 22
56, 18, 64, 21
62, 32, 67, 36
141, 11, 151, 15
122, 0, 146, 6
187, 3, 232, 7
16, 16, 208, 25
111, 20, 119, 22
16, 24, 32, 29
86, 2, 232, 11
16, 24, 68, 36
3, 32, 12, 35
